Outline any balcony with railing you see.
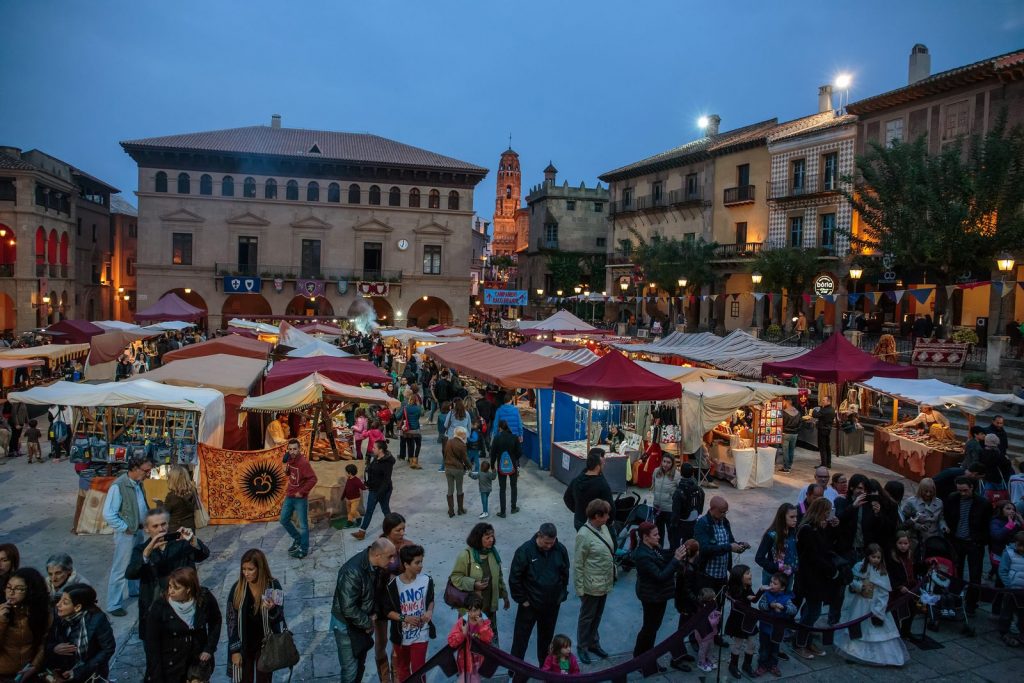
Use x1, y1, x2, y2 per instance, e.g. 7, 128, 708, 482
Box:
768, 174, 842, 201
723, 185, 755, 206
713, 242, 764, 259
611, 187, 703, 216
668, 188, 703, 206
215, 263, 403, 283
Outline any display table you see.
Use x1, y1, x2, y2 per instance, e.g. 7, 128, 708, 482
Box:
552, 441, 630, 493
872, 427, 961, 482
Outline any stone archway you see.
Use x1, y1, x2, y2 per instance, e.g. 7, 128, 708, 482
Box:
285, 295, 333, 318
407, 296, 452, 328
163, 288, 209, 329
221, 293, 272, 327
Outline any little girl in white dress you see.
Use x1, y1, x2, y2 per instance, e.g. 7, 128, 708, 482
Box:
834, 543, 909, 666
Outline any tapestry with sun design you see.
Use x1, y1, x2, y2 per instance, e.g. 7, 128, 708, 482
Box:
198, 436, 310, 524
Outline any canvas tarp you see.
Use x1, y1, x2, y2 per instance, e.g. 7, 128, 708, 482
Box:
263, 356, 389, 392
143, 321, 196, 332
618, 329, 809, 378
518, 309, 598, 333
0, 343, 91, 368
286, 340, 352, 358
553, 351, 681, 401
379, 328, 446, 344
425, 338, 581, 389
858, 377, 1024, 416
297, 322, 344, 338
44, 320, 104, 344
8, 378, 225, 447
762, 333, 918, 385
88, 329, 162, 365
162, 334, 272, 363
228, 319, 280, 334
680, 379, 800, 453
92, 320, 144, 331
241, 372, 399, 413
532, 347, 600, 366
134, 293, 206, 322
635, 361, 733, 383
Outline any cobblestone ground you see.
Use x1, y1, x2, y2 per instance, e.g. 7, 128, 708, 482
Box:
1, 424, 1021, 681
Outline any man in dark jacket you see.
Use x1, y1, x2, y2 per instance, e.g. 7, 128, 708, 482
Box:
433, 370, 454, 406
986, 415, 1008, 457
933, 462, 987, 501
693, 496, 746, 599
509, 523, 570, 666
563, 449, 614, 531
669, 463, 704, 548
813, 397, 836, 468
331, 539, 396, 683
125, 507, 210, 640
943, 477, 992, 615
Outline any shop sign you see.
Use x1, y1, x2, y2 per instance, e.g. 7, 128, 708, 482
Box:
813, 274, 836, 297
358, 281, 390, 296
223, 276, 262, 294
484, 289, 528, 306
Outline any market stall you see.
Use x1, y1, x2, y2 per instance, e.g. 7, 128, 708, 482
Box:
134, 292, 206, 323
162, 333, 272, 363
287, 339, 352, 358
0, 358, 44, 393
43, 320, 104, 345
858, 377, 1024, 481
550, 352, 682, 492
263, 356, 389, 393
616, 329, 809, 379
83, 328, 162, 381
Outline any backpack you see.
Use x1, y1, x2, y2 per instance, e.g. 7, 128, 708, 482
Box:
497, 450, 515, 475
673, 479, 705, 521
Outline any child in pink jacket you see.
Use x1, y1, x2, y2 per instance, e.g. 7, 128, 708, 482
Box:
352, 408, 368, 458
541, 634, 581, 675
447, 593, 494, 683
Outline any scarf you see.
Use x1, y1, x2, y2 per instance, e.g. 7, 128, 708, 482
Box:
170, 598, 197, 628
473, 546, 501, 566
62, 611, 89, 660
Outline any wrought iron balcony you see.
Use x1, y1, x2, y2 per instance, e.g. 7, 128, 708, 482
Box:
215, 263, 403, 283
668, 188, 703, 206
723, 185, 755, 205
768, 174, 841, 200
714, 242, 764, 259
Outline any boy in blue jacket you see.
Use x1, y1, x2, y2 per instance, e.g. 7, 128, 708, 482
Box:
756, 572, 797, 676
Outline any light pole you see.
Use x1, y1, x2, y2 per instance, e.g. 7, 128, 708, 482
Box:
996, 253, 1016, 336
751, 271, 763, 330
677, 277, 688, 327
535, 288, 544, 319
849, 263, 863, 331
573, 285, 582, 317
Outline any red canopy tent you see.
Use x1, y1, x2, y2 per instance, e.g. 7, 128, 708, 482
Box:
134, 293, 206, 322
760, 333, 919, 385
264, 356, 389, 392
44, 320, 104, 345
163, 334, 272, 363
553, 350, 682, 401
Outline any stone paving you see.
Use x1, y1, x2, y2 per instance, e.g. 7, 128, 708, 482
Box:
1, 424, 1022, 681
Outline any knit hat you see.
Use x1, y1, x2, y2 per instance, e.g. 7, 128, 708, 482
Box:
984, 434, 1000, 448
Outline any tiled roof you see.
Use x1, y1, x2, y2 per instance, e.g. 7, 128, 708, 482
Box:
847, 48, 1024, 115
121, 125, 488, 174
600, 118, 777, 181
768, 112, 857, 144
110, 195, 138, 216
0, 152, 40, 172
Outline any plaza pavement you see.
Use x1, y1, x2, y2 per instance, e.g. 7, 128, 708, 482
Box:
1, 424, 1021, 681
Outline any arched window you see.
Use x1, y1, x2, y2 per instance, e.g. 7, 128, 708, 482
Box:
428, 190, 441, 209
348, 184, 361, 204
408, 188, 421, 208
222, 176, 235, 197
388, 187, 401, 206
243, 177, 256, 198
59, 232, 69, 265
265, 178, 278, 199
177, 172, 190, 194
200, 174, 212, 195
369, 185, 381, 205
47, 229, 58, 264
286, 180, 298, 201
448, 191, 460, 210
307, 181, 320, 202
505, 185, 512, 199
328, 183, 340, 203
155, 171, 167, 193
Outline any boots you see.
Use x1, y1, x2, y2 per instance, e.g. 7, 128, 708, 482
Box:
447, 495, 455, 518
457, 494, 467, 515
742, 653, 756, 676
376, 656, 391, 683
728, 654, 741, 679
409, 457, 421, 470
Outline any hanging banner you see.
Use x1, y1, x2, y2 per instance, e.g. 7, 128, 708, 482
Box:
708, 294, 719, 302
907, 288, 934, 305
358, 281, 390, 296
891, 290, 906, 304
483, 289, 527, 306
223, 276, 262, 294
296, 278, 325, 298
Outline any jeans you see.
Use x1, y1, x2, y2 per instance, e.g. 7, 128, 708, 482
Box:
279, 496, 310, 552
780, 433, 798, 470
817, 429, 832, 468
577, 594, 607, 651
360, 488, 393, 531
106, 529, 144, 611
332, 616, 367, 683
796, 597, 824, 648
951, 537, 985, 610
634, 600, 668, 672
498, 473, 518, 513
511, 602, 561, 666
654, 511, 672, 548
758, 630, 780, 668
468, 449, 481, 472
480, 491, 490, 513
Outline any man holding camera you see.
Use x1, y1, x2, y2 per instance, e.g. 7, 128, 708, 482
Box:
126, 507, 210, 640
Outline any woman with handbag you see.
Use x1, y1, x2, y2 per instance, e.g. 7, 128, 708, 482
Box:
144, 567, 221, 683
448, 523, 510, 645
398, 395, 423, 469
225, 550, 284, 683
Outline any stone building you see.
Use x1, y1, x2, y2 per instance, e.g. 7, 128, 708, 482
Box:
109, 196, 138, 322
72, 167, 119, 321
120, 116, 487, 329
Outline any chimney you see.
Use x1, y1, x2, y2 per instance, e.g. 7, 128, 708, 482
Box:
271, 114, 282, 129
818, 85, 834, 114
908, 44, 930, 84
706, 114, 720, 136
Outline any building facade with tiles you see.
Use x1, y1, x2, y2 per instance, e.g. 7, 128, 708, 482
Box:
121, 116, 488, 329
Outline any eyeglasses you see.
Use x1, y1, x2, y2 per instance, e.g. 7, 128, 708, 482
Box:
5, 585, 27, 593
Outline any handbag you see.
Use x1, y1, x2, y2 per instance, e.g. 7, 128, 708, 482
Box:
194, 492, 210, 528
444, 550, 472, 609
257, 609, 300, 676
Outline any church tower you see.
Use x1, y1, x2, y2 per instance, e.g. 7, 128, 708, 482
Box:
491, 146, 521, 256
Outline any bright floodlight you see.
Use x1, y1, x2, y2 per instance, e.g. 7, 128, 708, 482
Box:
698, 116, 710, 129
835, 73, 852, 89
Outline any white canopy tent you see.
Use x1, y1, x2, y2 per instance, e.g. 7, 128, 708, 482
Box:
143, 321, 197, 332
287, 339, 353, 358
92, 320, 143, 331
228, 319, 280, 335
636, 361, 733, 383
518, 309, 597, 333
7, 378, 225, 446
378, 329, 446, 344
858, 377, 1024, 416
616, 330, 808, 379
680, 378, 800, 453
241, 372, 399, 413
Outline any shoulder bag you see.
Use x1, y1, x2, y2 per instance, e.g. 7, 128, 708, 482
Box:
257, 604, 300, 678
444, 550, 472, 609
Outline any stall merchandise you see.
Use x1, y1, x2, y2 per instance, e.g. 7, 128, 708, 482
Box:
263, 356, 389, 392
161, 334, 272, 363
858, 377, 1024, 415
873, 425, 962, 481
134, 293, 206, 322
198, 439, 304, 525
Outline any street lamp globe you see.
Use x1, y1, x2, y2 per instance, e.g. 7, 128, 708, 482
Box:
556, 289, 563, 296
751, 271, 763, 285
678, 277, 687, 288
536, 288, 544, 296
997, 253, 1016, 273
619, 281, 628, 292
573, 285, 582, 294
849, 264, 863, 280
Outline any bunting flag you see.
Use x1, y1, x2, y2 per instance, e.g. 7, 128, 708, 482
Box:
753, 292, 765, 302
865, 292, 881, 305
709, 294, 719, 302
848, 293, 863, 306
821, 294, 836, 304
945, 285, 957, 299
801, 293, 812, 305
1019, 282, 1024, 292
992, 281, 1004, 297
730, 293, 740, 301
768, 293, 775, 302
1001, 282, 1015, 298
892, 290, 906, 304
907, 288, 934, 304
959, 281, 989, 290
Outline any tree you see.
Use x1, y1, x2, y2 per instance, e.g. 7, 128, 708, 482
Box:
752, 246, 823, 324
626, 230, 719, 327
841, 110, 1024, 332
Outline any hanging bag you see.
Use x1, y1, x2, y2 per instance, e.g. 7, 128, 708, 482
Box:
444, 550, 472, 609
257, 605, 300, 678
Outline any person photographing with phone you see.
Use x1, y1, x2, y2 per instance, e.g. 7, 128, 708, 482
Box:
126, 507, 210, 642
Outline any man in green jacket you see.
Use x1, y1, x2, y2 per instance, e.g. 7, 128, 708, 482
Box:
574, 499, 616, 664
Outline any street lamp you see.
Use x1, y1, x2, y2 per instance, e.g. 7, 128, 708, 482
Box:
750, 271, 763, 329
996, 253, 1017, 336
997, 253, 1016, 274
849, 264, 863, 281
677, 278, 687, 288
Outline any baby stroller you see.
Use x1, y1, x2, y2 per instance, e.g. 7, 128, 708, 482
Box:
612, 494, 656, 575
920, 535, 973, 635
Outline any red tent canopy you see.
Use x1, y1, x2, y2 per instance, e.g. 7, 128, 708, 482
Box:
134, 293, 206, 322
264, 357, 389, 392
553, 350, 681, 401
760, 333, 919, 385
44, 320, 104, 345
162, 334, 273, 363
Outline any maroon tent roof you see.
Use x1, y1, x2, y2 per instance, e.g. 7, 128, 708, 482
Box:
134, 293, 206, 322
264, 357, 389, 392
553, 351, 681, 401
761, 333, 919, 385
43, 320, 104, 345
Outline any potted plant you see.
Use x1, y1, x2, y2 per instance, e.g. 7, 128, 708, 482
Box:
766, 323, 782, 340
963, 372, 989, 391
951, 328, 979, 346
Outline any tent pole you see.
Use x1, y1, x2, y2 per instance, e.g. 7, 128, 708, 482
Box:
891, 399, 899, 425
549, 391, 557, 475
586, 402, 593, 454
323, 403, 340, 459
307, 409, 319, 459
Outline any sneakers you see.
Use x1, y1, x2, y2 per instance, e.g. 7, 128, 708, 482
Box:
351, 529, 367, 540
109, 608, 127, 617
698, 662, 714, 672
808, 644, 826, 657
777, 651, 789, 661
479, 512, 489, 519
289, 548, 308, 559
288, 540, 300, 553
511, 507, 520, 514
496, 512, 506, 518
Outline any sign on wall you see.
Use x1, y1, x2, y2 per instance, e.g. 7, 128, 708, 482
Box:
484, 289, 528, 306
357, 281, 390, 296
813, 274, 836, 297
295, 279, 325, 297
223, 276, 262, 294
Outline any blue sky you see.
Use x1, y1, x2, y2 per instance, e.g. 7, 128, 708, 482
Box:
1, 0, 1021, 216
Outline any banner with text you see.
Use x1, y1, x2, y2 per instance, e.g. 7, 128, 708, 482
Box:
484, 289, 528, 306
